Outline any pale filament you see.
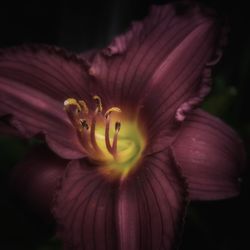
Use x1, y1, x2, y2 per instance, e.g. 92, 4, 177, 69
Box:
64, 96, 122, 161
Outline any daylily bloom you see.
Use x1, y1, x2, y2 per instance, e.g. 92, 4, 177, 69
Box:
0, 2, 245, 250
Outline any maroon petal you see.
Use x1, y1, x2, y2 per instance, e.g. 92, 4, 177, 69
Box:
0, 45, 91, 158
87, 3, 224, 118
53, 149, 187, 250
53, 160, 118, 250
0, 45, 91, 101
117, 149, 187, 250
11, 146, 67, 221
172, 109, 246, 200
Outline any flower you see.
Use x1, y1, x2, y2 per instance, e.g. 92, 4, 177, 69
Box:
0, 2, 245, 250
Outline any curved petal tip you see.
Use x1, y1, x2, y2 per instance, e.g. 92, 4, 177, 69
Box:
172, 109, 246, 201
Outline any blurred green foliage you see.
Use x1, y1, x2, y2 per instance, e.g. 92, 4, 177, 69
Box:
36, 238, 62, 250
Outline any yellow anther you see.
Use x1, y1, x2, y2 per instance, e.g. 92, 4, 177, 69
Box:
104, 107, 122, 118
93, 95, 103, 112
64, 98, 81, 112
78, 100, 89, 114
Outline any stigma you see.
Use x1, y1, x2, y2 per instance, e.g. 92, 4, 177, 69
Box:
64, 96, 145, 178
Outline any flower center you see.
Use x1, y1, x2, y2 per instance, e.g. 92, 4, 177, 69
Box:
64, 96, 146, 178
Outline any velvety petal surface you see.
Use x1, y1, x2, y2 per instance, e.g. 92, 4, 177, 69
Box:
0, 46, 91, 101
11, 146, 67, 220
0, 46, 92, 158
172, 109, 246, 200
116, 149, 187, 250
53, 160, 118, 250
53, 149, 187, 250
87, 2, 224, 125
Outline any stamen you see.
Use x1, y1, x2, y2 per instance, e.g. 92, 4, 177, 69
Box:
105, 116, 113, 153
104, 107, 121, 118
64, 98, 82, 127
64, 98, 81, 112
93, 95, 103, 113
77, 125, 94, 154
104, 107, 122, 156
63, 96, 145, 171
90, 116, 102, 154
78, 100, 89, 114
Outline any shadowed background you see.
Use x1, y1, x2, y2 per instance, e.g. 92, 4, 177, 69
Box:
0, 0, 249, 249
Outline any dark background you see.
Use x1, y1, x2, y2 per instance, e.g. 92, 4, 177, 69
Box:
0, 0, 249, 249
